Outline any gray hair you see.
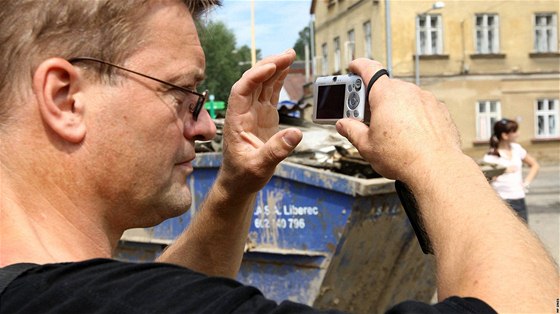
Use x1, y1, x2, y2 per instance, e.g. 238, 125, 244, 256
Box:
0, 0, 220, 125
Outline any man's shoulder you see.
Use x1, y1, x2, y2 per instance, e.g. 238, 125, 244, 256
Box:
0, 258, 331, 313
387, 296, 497, 314
0, 258, 250, 313
4, 258, 203, 281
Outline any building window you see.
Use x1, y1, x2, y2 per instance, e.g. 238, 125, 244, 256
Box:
417, 14, 443, 55
334, 37, 341, 73
476, 14, 499, 54
535, 99, 559, 138
346, 29, 355, 65
321, 43, 328, 75
363, 21, 372, 59
534, 13, 558, 53
476, 100, 501, 140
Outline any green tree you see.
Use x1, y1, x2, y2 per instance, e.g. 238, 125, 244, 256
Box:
235, 45, 262, 74
293, 26, 310, 60
197, 21, 263, 106
197, 21, 239, 103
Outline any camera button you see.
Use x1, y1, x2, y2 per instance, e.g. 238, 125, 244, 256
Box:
353, 110, 359, 118
354, 79, 362, 91
347, 84, 353, 92
346, 110, 352, 117
348, 92, 360, 109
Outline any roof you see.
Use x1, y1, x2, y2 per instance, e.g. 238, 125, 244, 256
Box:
283, 73, 306, 101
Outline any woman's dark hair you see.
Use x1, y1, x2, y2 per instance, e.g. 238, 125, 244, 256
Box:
488, 118, 518, 156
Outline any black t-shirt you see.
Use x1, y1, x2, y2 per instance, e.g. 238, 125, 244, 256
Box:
0, 259, 496, 314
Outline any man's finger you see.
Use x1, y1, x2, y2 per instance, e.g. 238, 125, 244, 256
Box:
254, 49, 296, 70
347, 58, 390, 121
335, 118, 369, 152
270, 69, 289, 105
261, 67, 289, 104
348, 58, 385, 83
259, 128, 302, 168
228, 63, 276, 113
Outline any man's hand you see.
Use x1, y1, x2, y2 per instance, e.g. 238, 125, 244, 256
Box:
158, 50, 302, 278
219, 49, 302, 194
335, 58, 558, 312
335, 58, 462, 184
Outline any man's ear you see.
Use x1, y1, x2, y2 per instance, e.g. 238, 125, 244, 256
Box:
33, 58, 86, 143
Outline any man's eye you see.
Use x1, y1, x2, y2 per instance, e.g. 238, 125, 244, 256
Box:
166, 88, 184, 101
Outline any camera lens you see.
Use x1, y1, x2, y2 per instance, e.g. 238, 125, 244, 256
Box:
332, 77, 337, 82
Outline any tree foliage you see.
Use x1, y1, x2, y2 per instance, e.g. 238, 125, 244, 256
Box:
197, 21, 239, 103
197, 21, 262, 105
293, 26, 310, 60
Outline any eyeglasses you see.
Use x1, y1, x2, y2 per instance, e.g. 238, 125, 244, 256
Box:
68, 57, 208, 121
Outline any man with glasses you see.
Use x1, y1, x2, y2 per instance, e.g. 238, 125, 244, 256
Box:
0, 0, 556, 313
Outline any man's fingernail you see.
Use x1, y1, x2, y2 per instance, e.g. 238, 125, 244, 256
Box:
336, 121, 346, 137
282, 130, 300, 147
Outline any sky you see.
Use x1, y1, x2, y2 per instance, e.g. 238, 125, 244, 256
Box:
205, 0, 313, 58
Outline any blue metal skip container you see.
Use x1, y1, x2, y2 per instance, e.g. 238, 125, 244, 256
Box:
117, 153, 435, 313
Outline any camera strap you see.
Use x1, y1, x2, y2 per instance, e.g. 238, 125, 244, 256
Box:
364, 68, 434, 255
366, 69, 390, 96
395, 181, 434, 254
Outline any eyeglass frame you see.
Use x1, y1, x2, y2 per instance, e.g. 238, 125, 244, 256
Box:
68, 57, 208, 121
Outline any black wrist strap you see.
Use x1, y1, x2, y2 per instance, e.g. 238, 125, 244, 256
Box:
395, 180, 434, 254
366, 69, 389, 97
364, 69, 432, 254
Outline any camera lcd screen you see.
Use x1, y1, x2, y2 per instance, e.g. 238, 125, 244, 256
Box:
316, 84, 345, 119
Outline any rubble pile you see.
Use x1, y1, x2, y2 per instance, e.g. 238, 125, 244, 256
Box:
195, 118, 505, 180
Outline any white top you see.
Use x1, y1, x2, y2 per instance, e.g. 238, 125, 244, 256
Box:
483, 143, 527, 200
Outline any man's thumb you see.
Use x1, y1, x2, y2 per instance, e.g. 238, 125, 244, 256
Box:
261, 128, 303, 166
336, 119, 368, 150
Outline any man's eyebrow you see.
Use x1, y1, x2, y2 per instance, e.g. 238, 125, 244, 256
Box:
167, 71, 206, 86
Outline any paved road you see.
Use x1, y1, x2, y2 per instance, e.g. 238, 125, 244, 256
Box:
525, 163, 560, 265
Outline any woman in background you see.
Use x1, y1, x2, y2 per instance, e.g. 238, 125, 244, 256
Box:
483, 119, 540, 222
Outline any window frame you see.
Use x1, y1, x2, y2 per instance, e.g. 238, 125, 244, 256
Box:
475, 13, 500, 54
321, 43, 328, 75
476, 100, 501, 141
535, 98, 560, 138
416, 14, 443, 55
363, 21, 372, 59
346, 29, 355, 65
334, 36, 341, 73
534, 13, 558, 53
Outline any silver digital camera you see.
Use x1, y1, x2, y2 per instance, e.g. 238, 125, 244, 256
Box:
312, 73, 369, 124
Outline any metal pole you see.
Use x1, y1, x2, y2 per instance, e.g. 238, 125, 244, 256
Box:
385, 0, 392, 77
304, 43, 310, 82
310, 16, 316, 78
415, 15, 420, 86
414, 2, 444, 86
250, 0, 256, 66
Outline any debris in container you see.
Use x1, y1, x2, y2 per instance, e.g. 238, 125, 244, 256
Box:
477, 160, 507, 180
195, 119, 224, 153
196, 117, 503, 180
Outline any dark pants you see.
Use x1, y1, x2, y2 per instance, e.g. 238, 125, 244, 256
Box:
506, 198, 528, 223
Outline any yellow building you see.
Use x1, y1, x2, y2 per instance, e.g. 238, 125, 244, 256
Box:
310, 0, 560, 162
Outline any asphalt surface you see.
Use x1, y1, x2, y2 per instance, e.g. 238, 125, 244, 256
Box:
525, 163, 560, 265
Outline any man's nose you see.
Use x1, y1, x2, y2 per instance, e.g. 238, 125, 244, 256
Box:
183, 108, 217, 141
